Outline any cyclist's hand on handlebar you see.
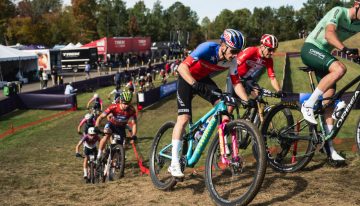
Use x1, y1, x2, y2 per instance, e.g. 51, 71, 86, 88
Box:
342, 47, 359, 56
75, 153, 82, 158
244, 99, 256, 108
275, 90, 286, 98
130, 135, 138, 144
78, 131, 82, 135
94, 126, 100, 134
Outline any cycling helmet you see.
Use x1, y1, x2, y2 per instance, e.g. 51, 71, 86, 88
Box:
93, 93, 99, 98
220, 29, 246, 50
120, 91, 133, 104
260, 34, 279, 49
147, 73, 150, 76
84, 113, 92, 120
103, 127, 112, 134
88, 127, 96, 135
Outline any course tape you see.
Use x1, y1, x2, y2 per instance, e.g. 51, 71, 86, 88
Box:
0, 109, 74, 139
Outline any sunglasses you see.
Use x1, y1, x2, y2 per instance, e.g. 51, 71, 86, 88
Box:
266, 47, 276, 52
230, 49, 241, 55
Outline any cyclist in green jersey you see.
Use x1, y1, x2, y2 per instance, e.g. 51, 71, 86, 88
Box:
301, 1, 360, 162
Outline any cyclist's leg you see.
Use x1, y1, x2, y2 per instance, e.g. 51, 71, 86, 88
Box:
170, 77, 192, 177
226, 73, 236, 114
300, 43, 344, 124
97, 123, 112, 159
83, 147, 90, 178
322, 88, 345, 161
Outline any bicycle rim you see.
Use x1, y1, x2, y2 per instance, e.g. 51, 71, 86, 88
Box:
205, 120, 266, 206
112, 145, 125, 179
356, 117, 360, 154
262, 103, 316, 172
149, 121, 177, 190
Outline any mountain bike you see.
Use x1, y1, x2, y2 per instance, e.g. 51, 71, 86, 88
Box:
77, 153, 100, 184
149, 91, 266, 206
99, 134, 125, 182
261, 66, 360, 172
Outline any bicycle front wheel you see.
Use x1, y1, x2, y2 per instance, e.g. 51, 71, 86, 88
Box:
111, 144, 125, 179
149, 121, 177, 190
356, 117, 360, 154
261, 103, 316, 172
205, 119, 266, 206
89, 162, 96, 184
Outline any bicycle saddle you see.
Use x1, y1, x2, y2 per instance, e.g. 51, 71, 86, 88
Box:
298, 66, 315, 72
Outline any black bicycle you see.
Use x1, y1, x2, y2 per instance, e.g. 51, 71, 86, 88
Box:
77, 153, 100, 184
261, 66, 360, 172
99, 134, 125, 182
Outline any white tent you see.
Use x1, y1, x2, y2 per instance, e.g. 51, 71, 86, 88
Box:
0, 45, 37, 62
0, 45, 38, 84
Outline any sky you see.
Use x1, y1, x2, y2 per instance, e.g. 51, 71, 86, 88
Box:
63, 0, 309, 22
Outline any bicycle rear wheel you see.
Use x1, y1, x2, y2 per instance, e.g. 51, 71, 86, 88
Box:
356, 117, 360, 154
205, 119, 266, 206
261, 103, 316, 172
149, 121, 177, 190
89, 162, 96, 184
111, 144, 125, 179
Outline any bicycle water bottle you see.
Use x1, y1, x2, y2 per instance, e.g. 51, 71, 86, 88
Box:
332, 100, 346, 120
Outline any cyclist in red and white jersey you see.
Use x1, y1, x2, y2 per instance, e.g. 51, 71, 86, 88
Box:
227, 34, 282, 101
95, 91, 137, 160
169, 29, 251, 177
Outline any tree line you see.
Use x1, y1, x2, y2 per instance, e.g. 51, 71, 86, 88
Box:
0, 0, 355, 49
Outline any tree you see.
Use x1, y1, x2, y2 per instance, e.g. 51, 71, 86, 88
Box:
97, 0, 128, 37
72, 0, 98, 42
127, 1, 148, 36
0, 0, 16, 45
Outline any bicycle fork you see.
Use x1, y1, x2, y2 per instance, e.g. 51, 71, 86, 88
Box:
218, 121, 240, 165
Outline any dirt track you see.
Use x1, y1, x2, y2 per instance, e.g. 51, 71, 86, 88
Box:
1, 150, 359, 206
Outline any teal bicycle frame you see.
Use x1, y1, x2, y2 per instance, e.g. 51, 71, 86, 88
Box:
159, 100, 227, 168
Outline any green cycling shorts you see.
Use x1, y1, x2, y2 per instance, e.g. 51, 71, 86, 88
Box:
301, 43, 338, 87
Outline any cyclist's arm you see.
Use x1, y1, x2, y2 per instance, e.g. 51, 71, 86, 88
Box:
177, 62, 197, 85
270, 78, 281, 92
95, 112, 107, 127
130, 119, 137, 136
233, 83, 249, 101
86, 98, 94, 109
75, 139, 84, 154
325, 24, 345, 50
77, 119, 86, 133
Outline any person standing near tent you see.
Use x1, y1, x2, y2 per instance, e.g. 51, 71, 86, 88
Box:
42, 70, 48, 89
51, 65, 58, 86
85, 62, 91, 79
38, 68, 44, 89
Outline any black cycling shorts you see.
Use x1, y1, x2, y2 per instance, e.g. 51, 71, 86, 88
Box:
104, 122, 126, 144
177, 76, 220, 116
84, 147, 98, 156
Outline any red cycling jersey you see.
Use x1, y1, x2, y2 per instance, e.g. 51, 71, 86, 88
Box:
103, 104, 137, 126
229, 47, 275, 84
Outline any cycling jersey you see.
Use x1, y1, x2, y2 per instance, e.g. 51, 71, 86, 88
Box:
79, 118, 95, 134
177, 41, 236, 115
183, 42, 237, 81
229, 47, 275, 85
306, 6, 360, 52
103, 104, 137, 126
126, 81, 134, 92
80, 134, 100, 149
89, 97, 103, 109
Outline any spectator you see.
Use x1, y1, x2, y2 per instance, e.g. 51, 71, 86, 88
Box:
114, 71, 121, 88
38, 68, 44, 89
42, 70, 48, 89
84, 61, 91, 79
51, 66, 58, 86
64, 82, 77, 95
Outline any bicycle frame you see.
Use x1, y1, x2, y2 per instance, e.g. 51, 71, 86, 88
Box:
322, 76, 360, 141
159, 100, 227, 168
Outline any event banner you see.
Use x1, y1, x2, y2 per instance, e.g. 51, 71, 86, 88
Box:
160, 81, 177, 98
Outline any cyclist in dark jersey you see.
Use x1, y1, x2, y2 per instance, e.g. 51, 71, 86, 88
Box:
77, 113, 95, 135
168, 29, 249, 177
87, 93, 103, 112
95, 91, 137, 160
300, 2, 360, 162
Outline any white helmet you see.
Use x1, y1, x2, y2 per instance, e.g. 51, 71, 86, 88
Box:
93, 93, 99, 98
88, 127, 96, 135
140, 76, 144, 80
85, 113, 92, 120
147, 73, 150, 76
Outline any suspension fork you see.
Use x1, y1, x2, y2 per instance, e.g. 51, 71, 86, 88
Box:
218, 119, 239, 164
